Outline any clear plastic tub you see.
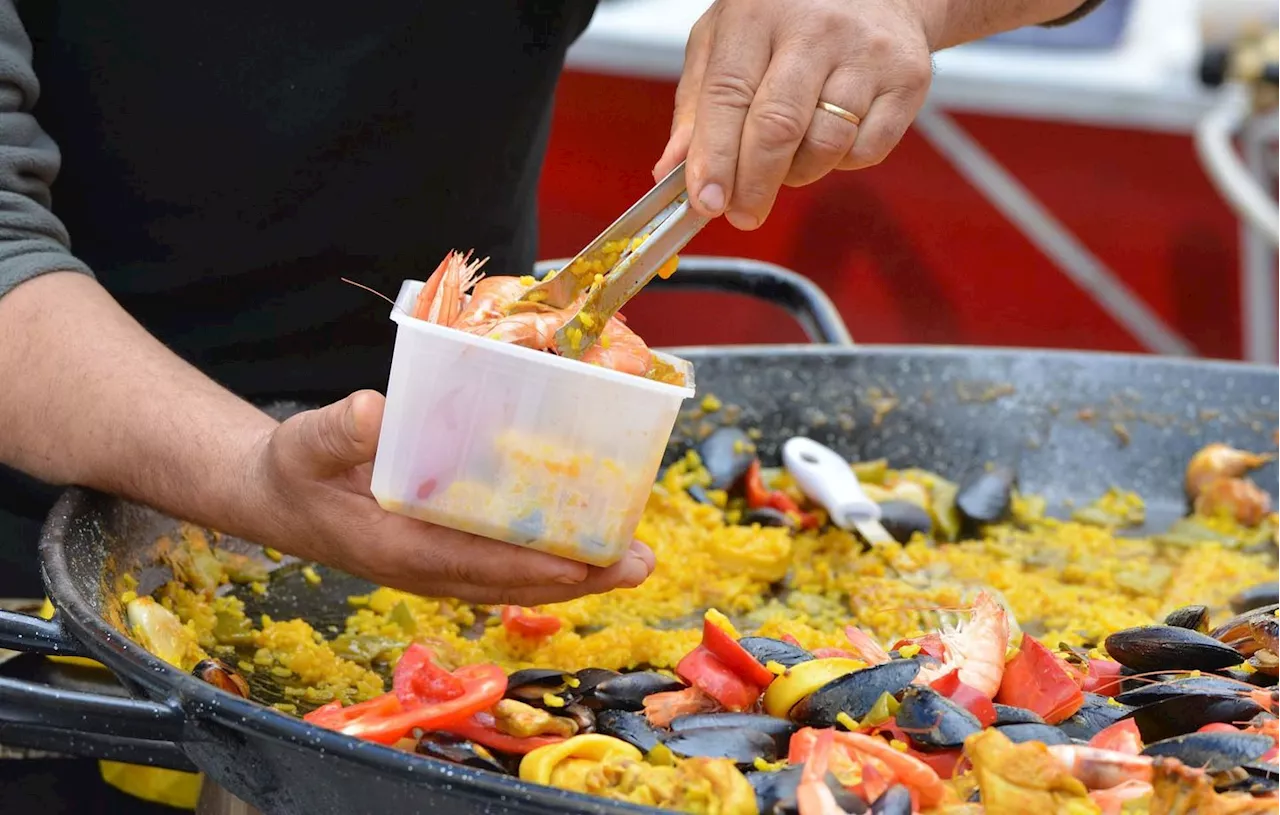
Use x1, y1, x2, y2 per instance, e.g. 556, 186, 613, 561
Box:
370, 279, 697, 567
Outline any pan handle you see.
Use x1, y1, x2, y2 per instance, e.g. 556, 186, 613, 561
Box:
532, 255, 855, 346
0, 608, 194, 771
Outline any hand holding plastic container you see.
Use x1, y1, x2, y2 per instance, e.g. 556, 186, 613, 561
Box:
370, 276, 695, 568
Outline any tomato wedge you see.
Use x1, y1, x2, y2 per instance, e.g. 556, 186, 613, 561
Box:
743, 460, 820, 530
500, 606, 562, 639
995, 635, 1084, 724
1081, 657, 1124, 697
701, 616, 775, 688
310, 664, 508, 746
1089, 718, 1143, 755
929, 669, 997, 728
676, 645, 762, 712
443, 713, 567, 754
393, 643, 465, 707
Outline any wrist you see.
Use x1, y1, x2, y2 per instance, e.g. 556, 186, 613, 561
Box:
907, 0, 950, 52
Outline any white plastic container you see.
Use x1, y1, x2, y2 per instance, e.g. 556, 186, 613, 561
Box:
370, 279, 696, 567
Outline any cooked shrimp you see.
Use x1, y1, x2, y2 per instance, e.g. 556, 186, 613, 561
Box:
915, 591, 1010, 698
1046, 744, 1154, 790
828, 731, 953, 810
412, 251, 655, 377
1185, 444, 1272, 500
642, 687, 719, 728
1090, 779, 1153, 815
843, 626, 891, 666
1194, 476, 1272, 527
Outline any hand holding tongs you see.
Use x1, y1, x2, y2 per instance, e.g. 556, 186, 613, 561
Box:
518, 160, 710, 360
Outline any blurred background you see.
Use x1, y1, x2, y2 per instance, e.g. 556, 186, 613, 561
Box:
535, 0, 1280, 363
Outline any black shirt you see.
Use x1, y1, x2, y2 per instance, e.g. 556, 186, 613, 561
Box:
0, 0, 599, 594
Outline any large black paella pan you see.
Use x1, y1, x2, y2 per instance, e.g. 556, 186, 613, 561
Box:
0, 258, 1276, 815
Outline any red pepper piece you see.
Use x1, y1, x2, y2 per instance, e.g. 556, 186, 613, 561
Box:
1081, 657, 1125, 697
701, 617, 776, 688
1089, 718, 1144, 755
500, 605, 562, 639
929, 669, 997, 728
393, 643, 466, 708
676, 645, 762, 712
995, 635, 1085, 724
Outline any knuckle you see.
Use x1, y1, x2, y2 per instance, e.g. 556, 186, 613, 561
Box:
429, 548, 481, 586
750, 100, 809, 150
803, 129, 852, 162
703, 72, 757, 113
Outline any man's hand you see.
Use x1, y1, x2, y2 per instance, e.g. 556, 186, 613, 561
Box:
653, 0, 936, 231
249, 390, 655, 605
653, 0, 1094, 231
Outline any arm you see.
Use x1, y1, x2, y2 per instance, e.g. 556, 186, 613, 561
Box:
0, 1, 652, 604
924, 0, 1109, 50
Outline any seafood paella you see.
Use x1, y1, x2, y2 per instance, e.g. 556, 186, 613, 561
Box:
117, 253, 1278, 813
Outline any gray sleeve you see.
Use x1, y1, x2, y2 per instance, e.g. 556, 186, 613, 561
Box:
0, 0, 93, 300
1041, 0, 1107, 27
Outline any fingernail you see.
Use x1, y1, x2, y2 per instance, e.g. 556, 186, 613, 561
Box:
618, 555, 649, 589
697, 183, 725, 214
726, 210, 759, 231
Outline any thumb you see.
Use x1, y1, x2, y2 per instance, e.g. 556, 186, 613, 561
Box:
280, 390, 385, 477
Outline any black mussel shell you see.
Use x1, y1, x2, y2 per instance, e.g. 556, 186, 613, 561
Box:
894, 686, 981, 750
192, 658, 250, 699
791, 660, 920, 727
670, 713, 798, 753
1114, 675, 1253, 707
1232, 583, 1280, 614
993, 704, 1046, 726
1125, 693, 1265, 743
996, 723, 1073, 746
662, 726, 777, 767
1055, 693, 1133, 741
698, 427, 756, 491
687, 484, 714, 506
877, 501, 933, 543
585, 671, 684, 711
416, 733, 512, 774
747, 764, 804, 815
955, 465, 1016, 528
507, 668, 568, 688
870, 784, 912, 815
742, 507, 797, 530
1105, 625, 1245, 673
1218, 771, 1279, 796
573, 668, 621, 694
739, 637, 814, 669
1142, 731, 1273, 773
1244, 760, 1280, 781
595, 709, 663, 752
504, 669, 575, 706
1163, 605, 1210, 633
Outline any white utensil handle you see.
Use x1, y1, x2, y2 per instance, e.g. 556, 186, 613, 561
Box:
782, 437, 881, 530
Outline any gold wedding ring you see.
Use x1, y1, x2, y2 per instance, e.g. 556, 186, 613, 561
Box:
817, 100, 861, 127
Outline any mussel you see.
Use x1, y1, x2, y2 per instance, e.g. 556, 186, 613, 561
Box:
739, 637, 814, 669
1104, 625, 1245, 673
1114, 675, 1257, 708
669, 713, 798, 754
662, 726, 777, 767
1163, 604, 1210, 633
1055, 693, 1133, 741
992, 704, 1046, 726
585, 671, 685, 711
877, 501, 933, 544
790, 659, 920, 727
594, 709, 663, 752
869, 784, 912, 815
749, 765, 868, 815
994, 723, 1072, 746
416, 733, 513, 774
1126, 693, 1266, 743
894, 686, 981, 750
192, 658, 250, 699
698, 427, 756, 491
955, 465, 1016, 529
504, 669, 577, 707
1141, 731, 1274, 773
1232, 583, 1280, 614
742, 507, 797, 530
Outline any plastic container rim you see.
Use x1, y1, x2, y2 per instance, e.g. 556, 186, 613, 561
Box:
389, 279, 697, 397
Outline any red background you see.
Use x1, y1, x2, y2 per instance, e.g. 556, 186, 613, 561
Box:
537, 71, 1247, 358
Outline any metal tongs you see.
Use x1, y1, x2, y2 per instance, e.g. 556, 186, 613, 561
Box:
518, 160, 710, 359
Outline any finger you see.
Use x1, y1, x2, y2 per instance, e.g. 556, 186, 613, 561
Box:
836, 86, 928, 172
279, 390, 385, 477
784, 69, 869, 188
422, 542, 656, 606
654, 10, 714, 182
367, 520, 593, 589
684, 5, 771, 219
724, 51, 827, 230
